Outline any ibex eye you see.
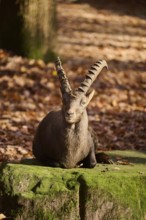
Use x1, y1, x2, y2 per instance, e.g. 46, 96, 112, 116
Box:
81, 100, 86, 105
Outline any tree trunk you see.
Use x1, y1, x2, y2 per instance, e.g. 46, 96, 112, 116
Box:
0, 0, 57, 61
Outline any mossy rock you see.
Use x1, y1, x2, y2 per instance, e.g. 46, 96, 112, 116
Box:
0, 150, 146, 220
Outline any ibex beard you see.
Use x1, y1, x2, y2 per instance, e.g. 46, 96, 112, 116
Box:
32, 58, 108, 169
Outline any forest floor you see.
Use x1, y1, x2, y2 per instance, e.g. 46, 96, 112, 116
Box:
0, 1, 146, 162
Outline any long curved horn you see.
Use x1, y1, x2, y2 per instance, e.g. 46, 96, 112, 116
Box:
78, 60, 108, 93
55, 57, 72, 94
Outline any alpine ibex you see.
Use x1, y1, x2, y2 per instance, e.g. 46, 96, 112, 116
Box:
33, 58, 108, 168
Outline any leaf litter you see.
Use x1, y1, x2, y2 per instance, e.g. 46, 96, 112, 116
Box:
0, 1, 146, 162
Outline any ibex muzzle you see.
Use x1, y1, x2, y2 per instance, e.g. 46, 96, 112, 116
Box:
33, 57, 108, 168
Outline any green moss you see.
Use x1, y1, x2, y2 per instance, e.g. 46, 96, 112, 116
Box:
0, 150, 146, 219
91, 171, 146, 219
107, 150, 146, 164
0, 164, 80, 219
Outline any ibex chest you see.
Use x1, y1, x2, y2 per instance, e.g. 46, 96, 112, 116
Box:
63, 123, 89, 160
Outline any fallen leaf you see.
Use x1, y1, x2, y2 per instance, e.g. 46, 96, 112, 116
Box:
0, 213, 6, 219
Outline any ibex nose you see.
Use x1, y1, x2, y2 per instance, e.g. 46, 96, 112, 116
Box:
66, 111, 74, 117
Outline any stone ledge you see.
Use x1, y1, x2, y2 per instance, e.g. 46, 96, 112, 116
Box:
0, 150, 146, 220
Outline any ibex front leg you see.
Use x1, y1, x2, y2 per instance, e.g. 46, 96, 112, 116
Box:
82, 139, 97, 168
82, 150, 96, 168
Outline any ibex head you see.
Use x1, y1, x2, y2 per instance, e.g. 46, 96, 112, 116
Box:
55, 57, 107, 124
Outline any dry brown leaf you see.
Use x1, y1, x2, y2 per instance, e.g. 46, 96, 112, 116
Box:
0, 213, 6, 220
0, 1, 146, 163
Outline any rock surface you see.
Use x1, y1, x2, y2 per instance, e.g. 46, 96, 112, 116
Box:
0, 150, 146, 220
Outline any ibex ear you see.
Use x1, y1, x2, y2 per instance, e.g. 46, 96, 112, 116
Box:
86, 89, 95, 105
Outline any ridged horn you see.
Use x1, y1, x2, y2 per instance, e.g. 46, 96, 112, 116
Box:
55, 57, 72, 94
78, 60, 108, 93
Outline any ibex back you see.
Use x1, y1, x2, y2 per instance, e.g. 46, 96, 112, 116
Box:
33, 58, 108, 168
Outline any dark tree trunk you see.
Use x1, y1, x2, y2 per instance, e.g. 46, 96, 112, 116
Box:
0, 0, 57, 61
0, 0, 24, 55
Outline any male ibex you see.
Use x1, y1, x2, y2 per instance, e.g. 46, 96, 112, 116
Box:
33, 58, 108, 168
